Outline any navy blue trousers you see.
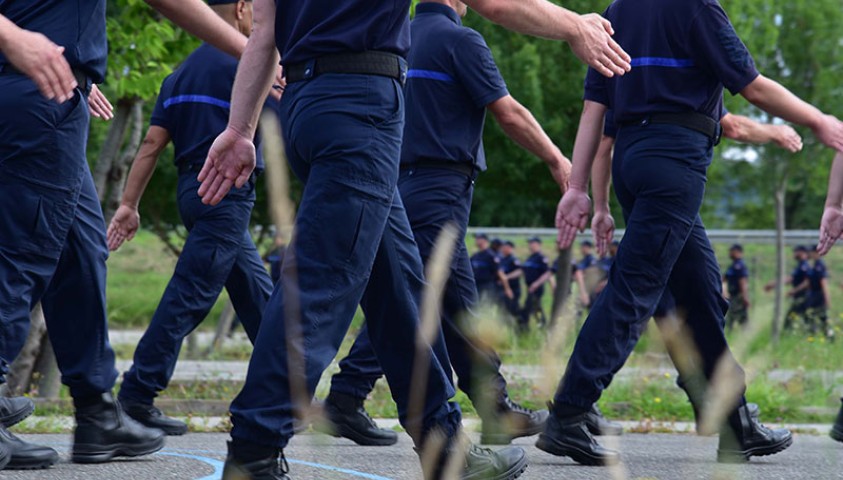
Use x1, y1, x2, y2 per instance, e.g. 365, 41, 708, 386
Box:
119, 174, 272, 405
229, 74, 461, 449
554, 123, 745, 409
0, 74, 117, 398
330, 168, 508, 406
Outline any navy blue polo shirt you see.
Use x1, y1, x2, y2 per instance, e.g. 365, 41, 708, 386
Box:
400, 3, 508, 171
577, 254, 597, 271
471, 248, 501, 289
599, 255, 615, 272
586, 0, 759, 126
150, 44, 265, 170
275, 0, 410, 66
522, 252, 550, 287
499, 254, 522, 293
0, 0, 107, 83
808, 259, 828, 307
792, 259, 810, 296
724, 258, 748, 296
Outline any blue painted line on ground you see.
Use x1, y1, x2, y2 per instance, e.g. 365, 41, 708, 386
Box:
168, 447, 395, 480
158, 452, 225, 480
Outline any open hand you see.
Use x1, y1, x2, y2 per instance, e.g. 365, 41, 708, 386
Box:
819, 205, 843, 255
198, 127, 256, 205
556, 188, 592, 249
106, 205, 140, 251
88, 84, 114, 120
4, 28, 76, 102
569, 14, 631, 78
591, 209, 615, 257
813, 115, 843, 151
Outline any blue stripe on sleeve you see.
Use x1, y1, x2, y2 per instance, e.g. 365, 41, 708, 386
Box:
163, 95, 231, 109
630, 57, 695, 68
406, 69, 455, 82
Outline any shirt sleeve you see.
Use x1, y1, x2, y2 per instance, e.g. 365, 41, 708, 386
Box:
689, 2, 759, 95
149, 80, 172, 131
453, 30, 509, 108
583, 67, 610, 106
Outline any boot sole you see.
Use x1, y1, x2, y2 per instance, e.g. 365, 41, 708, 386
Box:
72, 435, 166, 464
717, 434, 793, 463
830, 425, 843, 443
535, 434, 619, 466
313, 421, 398, 447
6, 451, 60, 470
1, 402, 35, 429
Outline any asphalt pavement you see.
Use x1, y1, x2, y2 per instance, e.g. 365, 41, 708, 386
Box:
4, 430, 843, 480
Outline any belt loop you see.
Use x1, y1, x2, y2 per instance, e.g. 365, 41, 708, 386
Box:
713, 123, 723, 146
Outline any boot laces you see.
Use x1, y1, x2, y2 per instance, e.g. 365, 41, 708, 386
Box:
276, 451, 290, 475
506, 399, 535, 416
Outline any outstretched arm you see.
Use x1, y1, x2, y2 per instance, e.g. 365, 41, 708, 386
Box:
106, 126, 171, 251
144, 0, 247, 59
720, 112, 802, 152
488, 95, 571, 193
463, 0, 630, 77
740, 75, 843, 151
198, 0, 278, 205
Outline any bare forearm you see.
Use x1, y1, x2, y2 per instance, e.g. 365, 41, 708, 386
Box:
121, 143, 164, 209
741, 75, 824, 131
496, 102, 567, 192
569, 101, 608, 192
722, 114, 776, 144
145, 0, 247, 58
825, 152, 843, 209
465, 0, 580, 41
591, 136, 614, 211
740, 278, 750, 299
0, 15, 19, 51
228, 35, 278, 137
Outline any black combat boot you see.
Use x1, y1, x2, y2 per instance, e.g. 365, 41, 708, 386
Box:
480, 397, 549, 445
0, 397, 34, 428
584, 404, 623, 436
831, 398, 843, 443
535, 404, 620, 466
222, 440, 290, 480
72, 392, 166, 463
419, 436, 527, 480
0, 425, 59, 470
314, 391, 398, 446
717, 404, 792, 463
122, 401, 189, 436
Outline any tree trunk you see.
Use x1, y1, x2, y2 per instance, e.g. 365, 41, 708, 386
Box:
551, 248, 573, 325
5, 305, 49, 397
206, 301, 237, 358
771, 182, 787, 344
93, 100, 133, 200
103, 100, 144, 221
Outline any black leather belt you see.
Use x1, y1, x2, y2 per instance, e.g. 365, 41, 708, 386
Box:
285, 51, 408, 86
622, 112, 720, 143
401, 160, 477, 177
1, 64, 91, 94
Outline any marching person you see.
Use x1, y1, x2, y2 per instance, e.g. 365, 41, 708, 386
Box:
546, 0, 843, 466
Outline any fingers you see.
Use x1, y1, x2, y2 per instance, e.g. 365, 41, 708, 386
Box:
89, 87, 114, 120
234, 169, 251, 189
197, 157, 214, 183
209, 178, 234, 206
558, 221, 578, 249
600, 17, 614, 35
45, 46, 76, 102
197, 166, 219, 201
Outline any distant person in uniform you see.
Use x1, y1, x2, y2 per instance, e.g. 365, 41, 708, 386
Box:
806, 245, 831, 336
574, 240, 599, 309
594, 240, 619, 296
723, 244, 750, 331
547, 0, 843, 465
767, 245, 811, 331
516, 237, 551, 330
472, 233, 513, 302
266, 237, 287, 284
500, 240, 523, 318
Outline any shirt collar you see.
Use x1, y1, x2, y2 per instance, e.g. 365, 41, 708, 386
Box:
415, 2, 462, 26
